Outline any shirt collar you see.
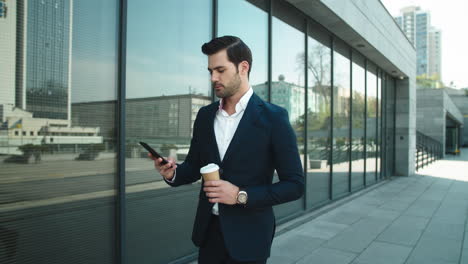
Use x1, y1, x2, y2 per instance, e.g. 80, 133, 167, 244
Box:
218, 87, 253, 113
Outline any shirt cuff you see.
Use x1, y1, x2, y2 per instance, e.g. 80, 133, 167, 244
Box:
164, 170, 176, 183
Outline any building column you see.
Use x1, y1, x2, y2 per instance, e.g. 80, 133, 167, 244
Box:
395, 77, 416, 176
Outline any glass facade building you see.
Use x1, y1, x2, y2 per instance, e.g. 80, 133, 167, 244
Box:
0, 0, 414, 263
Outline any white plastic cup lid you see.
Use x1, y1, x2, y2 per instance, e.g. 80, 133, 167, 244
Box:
200, 163, 219, 174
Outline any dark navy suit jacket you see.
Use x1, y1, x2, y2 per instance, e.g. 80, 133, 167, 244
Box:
166, 93, 304, 261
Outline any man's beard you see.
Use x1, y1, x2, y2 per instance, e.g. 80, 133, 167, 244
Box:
215, 73, 241, 98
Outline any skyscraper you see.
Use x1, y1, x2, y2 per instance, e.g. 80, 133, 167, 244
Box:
394, 6, 441, 79
0, 0, 16, 109
16, 0, 73, 122
428, 27, 442, 80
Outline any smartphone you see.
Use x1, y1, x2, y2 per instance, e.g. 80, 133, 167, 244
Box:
139, 141, 169, 165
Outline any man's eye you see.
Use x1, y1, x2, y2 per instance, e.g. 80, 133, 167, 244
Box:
218, 70, 224, 73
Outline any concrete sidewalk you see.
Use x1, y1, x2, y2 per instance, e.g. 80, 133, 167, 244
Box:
269, 148, 468, 264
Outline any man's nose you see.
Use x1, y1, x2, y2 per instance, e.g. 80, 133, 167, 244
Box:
211, 72, 219, 83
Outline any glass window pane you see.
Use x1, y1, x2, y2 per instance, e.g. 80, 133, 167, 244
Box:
306, 26, 331, 207
271, 6, 305, 217
1, 0, 118, 263
219, 0, 268, 101
366, 63, 377, 185
351, 52, 366, 190
377, 72, 382, 179
126, 1, 211, 263
332, 41, 350, 198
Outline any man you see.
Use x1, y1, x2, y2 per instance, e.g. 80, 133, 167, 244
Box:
151, 36, 304, 264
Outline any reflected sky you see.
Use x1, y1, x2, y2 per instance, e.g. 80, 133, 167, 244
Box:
272, 17, 304, 86
126, 0, 211, 99
71, 0, 118, 103
72, 0, 212, 102
218, 0, 268, 87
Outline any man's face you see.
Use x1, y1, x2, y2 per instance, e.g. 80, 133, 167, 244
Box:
207, 49, 241, 98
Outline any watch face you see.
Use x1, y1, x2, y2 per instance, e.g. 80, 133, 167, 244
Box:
238, 192, 247, 204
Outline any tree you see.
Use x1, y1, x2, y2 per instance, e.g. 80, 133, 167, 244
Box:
296, 43, 331, 107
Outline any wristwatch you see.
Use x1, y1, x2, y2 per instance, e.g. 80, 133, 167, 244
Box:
236, 189, 248, 205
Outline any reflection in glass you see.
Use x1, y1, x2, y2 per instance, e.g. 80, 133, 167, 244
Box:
377, 73, 382, 179
219, 0, 268, 100
0, 0, 118, 263
366, 63, 377, 185
306, 31, 331, 207
351, 53, 366, 190
125, 1, 211, 263
271, 12, 305, 216
332, 42, 350, 198
126, 0, 211, 99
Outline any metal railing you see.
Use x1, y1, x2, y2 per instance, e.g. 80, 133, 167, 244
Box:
416, 131, 443, 171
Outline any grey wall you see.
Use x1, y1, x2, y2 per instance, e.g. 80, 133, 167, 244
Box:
416, 89, 464, 154
395, 78, 416, 176
445, 88, 468, 146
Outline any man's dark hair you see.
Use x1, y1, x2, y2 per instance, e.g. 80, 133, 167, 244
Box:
201, 36, 252, 78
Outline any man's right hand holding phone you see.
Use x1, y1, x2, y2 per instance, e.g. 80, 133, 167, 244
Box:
149, 153, 177, 181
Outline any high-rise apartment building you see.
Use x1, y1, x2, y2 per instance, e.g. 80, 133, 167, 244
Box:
16, 0, 73, 122
428, 27, 442, 79
395, 6, 441, 78
0, 0, 16, 110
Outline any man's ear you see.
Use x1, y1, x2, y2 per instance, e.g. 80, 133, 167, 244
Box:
239, 61, 250, 76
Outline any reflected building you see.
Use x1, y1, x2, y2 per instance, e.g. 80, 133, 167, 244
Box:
16, 0, 73, 121
0, 0, 16, 110
253, 75, 307, 123
72, 94, 211, 150
0, 0, 102, 156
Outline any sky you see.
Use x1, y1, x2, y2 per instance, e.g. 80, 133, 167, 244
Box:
380, 0, 468, 89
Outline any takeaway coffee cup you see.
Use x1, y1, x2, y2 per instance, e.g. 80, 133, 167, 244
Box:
200, 163, 220, 181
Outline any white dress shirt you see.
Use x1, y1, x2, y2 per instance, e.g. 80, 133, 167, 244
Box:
211, 87, 253, 215
165, 88, 254, 215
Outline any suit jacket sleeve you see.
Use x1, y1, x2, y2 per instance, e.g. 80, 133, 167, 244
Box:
244, 108, 304, 208
165, 108, 204, 187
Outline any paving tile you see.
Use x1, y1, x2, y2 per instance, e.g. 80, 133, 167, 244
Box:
404, 200, 441, 218
405, 257, 457, 264
325, 229, 376, 253
464, 232, 468, 249
323, 217, 392, 254
376, 226, 423, 246
391, 215, 429, 230
341, 204, 379, 215
291, 220, 349, 240
379, 199, 412, 212
432, 203, 468, 225
424, 220, 465, 241
407, 233, 461, 263
351, 217, 394, 236
367, 209, 400, 220
270, 233, 324, 261
352, 241, 412, 264
461, 247, 468, 264
267, 255, 296, 264
296, 247, 356, 264
317, 211, 364, 225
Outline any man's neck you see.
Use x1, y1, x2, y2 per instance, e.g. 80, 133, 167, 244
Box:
222, 84, 250, 115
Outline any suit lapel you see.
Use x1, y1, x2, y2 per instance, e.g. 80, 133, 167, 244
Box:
206, 102, 222, 164
221, 93, 264, 166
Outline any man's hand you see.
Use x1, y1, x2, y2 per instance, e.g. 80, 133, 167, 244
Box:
203, 180, 240, 205
149, 153, 177, 181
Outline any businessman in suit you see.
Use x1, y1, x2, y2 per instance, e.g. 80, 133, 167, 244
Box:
151, 36, 304, 264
